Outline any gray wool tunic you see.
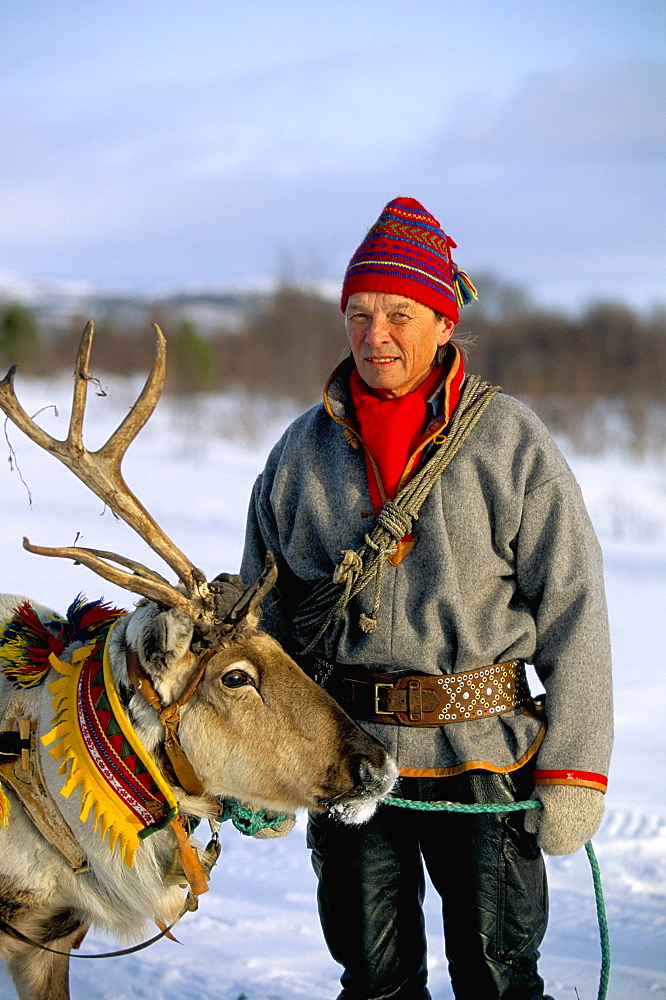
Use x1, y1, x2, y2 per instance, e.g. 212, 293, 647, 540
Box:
240, 363, 613, 787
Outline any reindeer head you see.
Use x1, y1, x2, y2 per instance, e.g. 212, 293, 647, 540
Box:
0, 324, 397, 822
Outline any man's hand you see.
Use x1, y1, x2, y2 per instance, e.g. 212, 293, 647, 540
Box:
524, 785, 605, 855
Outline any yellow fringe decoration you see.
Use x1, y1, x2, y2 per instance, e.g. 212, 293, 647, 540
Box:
41, 623, 178, 868
0, 785, 10, 827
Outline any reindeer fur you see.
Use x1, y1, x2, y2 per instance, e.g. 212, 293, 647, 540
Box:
0, 590, 396, 1000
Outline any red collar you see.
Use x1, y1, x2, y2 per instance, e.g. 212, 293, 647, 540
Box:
349, 347, 465, 510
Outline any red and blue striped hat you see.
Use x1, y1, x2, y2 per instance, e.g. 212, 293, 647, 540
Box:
340, 197, 477, 323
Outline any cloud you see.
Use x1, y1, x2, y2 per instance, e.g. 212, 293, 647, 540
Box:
404, 60, 666, 305
0, 45, 663, 308
446, 59, 665, 158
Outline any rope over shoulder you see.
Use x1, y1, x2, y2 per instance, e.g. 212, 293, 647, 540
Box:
294, 375, 501, 653
375, 501, 413, 543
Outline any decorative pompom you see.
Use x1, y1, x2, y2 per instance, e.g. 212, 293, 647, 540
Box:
452, 267, 478, 308
0, 603, 67, 688
65, 595, 126, 641
0, 596, 127, 690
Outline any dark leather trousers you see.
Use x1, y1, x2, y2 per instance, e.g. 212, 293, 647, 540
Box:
307, 768, 548, 1000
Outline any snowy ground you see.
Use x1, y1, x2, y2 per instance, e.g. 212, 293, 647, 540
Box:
1, 377, 665, 1000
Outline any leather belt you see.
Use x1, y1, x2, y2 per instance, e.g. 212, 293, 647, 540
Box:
328, 659, 530, 727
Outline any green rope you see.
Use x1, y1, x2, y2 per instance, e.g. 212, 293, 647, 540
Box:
384, 795, 610, 1000
384, 796, 541, 814
585, 840, 611, 1000
219, 799, 291, 837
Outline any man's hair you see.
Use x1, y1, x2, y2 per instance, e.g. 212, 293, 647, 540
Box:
433, 310, 476, 364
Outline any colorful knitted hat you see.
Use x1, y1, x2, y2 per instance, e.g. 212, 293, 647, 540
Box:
340, 197, 477, 323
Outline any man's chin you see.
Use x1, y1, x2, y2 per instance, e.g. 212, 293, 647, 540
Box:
359, 360, 404, 394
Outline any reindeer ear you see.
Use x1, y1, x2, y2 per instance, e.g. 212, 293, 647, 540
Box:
214, 552, 277, 636
126, 600, 194, 671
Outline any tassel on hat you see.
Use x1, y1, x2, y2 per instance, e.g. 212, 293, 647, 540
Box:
452, 267, 478, 308
341, 197, 478, 323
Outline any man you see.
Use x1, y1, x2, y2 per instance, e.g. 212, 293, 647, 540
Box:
241, 197, 613, 1000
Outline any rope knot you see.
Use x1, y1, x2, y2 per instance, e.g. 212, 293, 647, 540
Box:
333, 549, 363, 585
159, 703, 181, 730
358, 613, 378, 633
375, 501, 413, 542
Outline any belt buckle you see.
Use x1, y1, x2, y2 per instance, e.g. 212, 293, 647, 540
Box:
374, 682, 394, 715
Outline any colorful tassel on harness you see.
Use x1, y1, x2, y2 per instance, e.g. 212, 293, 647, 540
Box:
0, 596, 126, 689
0, 603, 67, 688
65, 595, 126, 643
0, 787, 10, 827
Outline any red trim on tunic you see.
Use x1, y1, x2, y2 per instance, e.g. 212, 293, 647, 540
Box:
533, 769, 608, 793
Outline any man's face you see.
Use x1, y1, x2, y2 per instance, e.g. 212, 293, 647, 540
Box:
345, 291, 455, 399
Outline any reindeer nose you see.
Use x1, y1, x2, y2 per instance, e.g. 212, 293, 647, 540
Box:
355, 754, 398, 797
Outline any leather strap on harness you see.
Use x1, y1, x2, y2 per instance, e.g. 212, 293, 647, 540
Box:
124, 646, 226, 898
327, 659, 531, 727
0, 693, 89, 872
1, 652, 220, 903
125, 646, 218, 797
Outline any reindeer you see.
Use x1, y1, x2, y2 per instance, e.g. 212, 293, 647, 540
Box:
0, 323, 397, 1000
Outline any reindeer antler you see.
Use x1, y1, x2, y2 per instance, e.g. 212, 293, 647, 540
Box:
0, 321, 218, 624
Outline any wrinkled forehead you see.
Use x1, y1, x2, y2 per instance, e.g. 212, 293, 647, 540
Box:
345, 291, 427, 313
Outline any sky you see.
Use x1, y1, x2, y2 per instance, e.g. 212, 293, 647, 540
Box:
0, 0, 664, 312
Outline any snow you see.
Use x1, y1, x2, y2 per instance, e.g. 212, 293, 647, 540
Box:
1, 377, 665, 1000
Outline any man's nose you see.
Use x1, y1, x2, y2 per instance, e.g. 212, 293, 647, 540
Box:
365, 316, 391, 346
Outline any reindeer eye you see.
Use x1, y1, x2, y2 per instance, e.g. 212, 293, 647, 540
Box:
221, 669, 252, 689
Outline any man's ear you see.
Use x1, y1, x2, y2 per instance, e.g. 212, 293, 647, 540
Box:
437, 319, 456, 348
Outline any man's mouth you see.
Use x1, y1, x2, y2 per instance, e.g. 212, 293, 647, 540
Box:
364, 356, 399, 365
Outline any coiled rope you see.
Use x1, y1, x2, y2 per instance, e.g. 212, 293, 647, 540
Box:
384, 795, 610, 1000
294, 375, 501, 654
220, 798, 292, 836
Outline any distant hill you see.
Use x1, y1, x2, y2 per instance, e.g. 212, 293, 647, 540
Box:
0, 272, 271, 337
